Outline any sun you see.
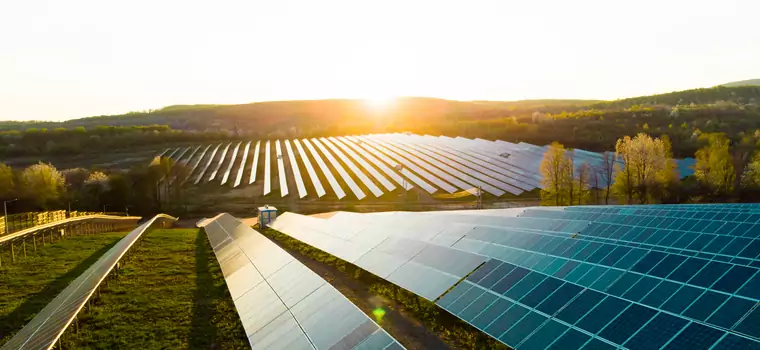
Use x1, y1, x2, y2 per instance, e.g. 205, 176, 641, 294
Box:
363, 95, 397, 112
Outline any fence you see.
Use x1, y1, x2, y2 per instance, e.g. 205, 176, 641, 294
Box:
0, 210, 100, 236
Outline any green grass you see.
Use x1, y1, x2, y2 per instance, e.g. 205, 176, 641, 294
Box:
63, 228, 247, 349
0, 231, 128, 346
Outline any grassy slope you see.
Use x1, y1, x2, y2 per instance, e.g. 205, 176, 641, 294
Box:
63, 228, 247, 349
0, 232, 128, 345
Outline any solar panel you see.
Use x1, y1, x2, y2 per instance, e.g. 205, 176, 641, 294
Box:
328, 137, 396, 192
184, 144, 211, 185
293, 139, 326, 198
350, 136, 454, 194
264, 140, 272, 195
157, 148, 170, 157
209, 142, 232, 182
199, 213, 404, 350
386, 135, 521, 196
173, 146, 192, 163
269, 212, 487, 301
269, 204, 760, 349
310, 138, 366, 200
2, 214, 177, 350
234, 141, 251, 188
363, 136, 477, 194
195, 143, 222, 185
166, 147, 180, 159
249, 141, 261, 184
319, 137, 384, 198
275, 140, 289, 197
301, 139, 345, 199
180, 145, 201, 166
284, 140, 307, 198
334, 136, 414, 192
221, 141, 242, 186
417, 135, 537, 191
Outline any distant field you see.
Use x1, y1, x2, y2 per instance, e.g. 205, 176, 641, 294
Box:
62, 228, 247, 349
0, 231, 127, 346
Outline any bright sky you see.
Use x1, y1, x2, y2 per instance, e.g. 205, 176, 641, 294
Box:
2, 0, 759, 121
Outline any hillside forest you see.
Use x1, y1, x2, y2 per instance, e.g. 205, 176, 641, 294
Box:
1, 84, 760, 215
2, 85, 760, 159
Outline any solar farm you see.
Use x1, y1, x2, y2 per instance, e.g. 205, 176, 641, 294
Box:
4, 202, 760, 349
156, 133, 695, 202
3, 132, 749, 350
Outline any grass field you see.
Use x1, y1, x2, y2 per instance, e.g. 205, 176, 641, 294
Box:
0, 231, 128, 346
63, 228, 247, 349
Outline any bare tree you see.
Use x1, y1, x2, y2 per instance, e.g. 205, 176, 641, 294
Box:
600, 151, 616, 204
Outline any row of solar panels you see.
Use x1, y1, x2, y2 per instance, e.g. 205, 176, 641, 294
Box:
268, 204, 760, 350
199, 214, 404, 350
2, 214, 177, 350
159, 133, 696, 200
0, 214, 141, 246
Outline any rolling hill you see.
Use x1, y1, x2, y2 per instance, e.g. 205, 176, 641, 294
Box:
721, 79, 760, 87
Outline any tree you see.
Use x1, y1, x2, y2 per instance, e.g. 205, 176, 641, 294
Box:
20, 162, 65, 209
0, 163, 14, 200
576, 162, 591, 205
694, 133, 734, 195
540, 142, 570, 206
731, 135, 755, 196
599, 152, 616, 204
612, 133, 673, 204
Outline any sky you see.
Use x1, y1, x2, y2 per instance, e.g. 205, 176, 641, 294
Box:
1, 0, 759, 121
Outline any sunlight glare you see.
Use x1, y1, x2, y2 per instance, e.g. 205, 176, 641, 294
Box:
363, 95, 396, 111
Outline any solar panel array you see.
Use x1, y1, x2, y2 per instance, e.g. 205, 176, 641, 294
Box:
199, 213, 404, 350
2, 214, 177, 350
160, 133, 695, 200
269, 204, 760, 350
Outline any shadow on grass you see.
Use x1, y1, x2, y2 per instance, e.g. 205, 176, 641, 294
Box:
189, 229, 216, 349
189, 229, 247, 349
0, 237, 122, 342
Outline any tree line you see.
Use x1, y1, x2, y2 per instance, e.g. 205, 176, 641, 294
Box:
540, 131, 760, 205
0, 157, 185, 217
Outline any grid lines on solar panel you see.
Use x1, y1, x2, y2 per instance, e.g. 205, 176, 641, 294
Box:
267, 205, 760, 349
201, 213, 404, 350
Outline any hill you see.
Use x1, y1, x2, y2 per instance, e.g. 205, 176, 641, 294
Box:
721, 79, 760, 87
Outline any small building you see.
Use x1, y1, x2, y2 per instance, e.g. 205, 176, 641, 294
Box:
257, 205, 278, 227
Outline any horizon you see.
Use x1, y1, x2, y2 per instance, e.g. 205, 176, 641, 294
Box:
2, 0, 760, 122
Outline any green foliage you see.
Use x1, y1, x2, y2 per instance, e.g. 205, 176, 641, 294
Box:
0, 163, 14, 200
613, 133, 677, 204
20, 163, 65, 209
0, 231, 128, 346
694, 133, 735, 195
63, 229, 248, 349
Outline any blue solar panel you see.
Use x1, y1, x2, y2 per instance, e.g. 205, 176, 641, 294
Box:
269, 204, 760, 349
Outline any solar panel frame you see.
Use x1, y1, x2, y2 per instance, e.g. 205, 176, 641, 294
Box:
319, 137, 384, 198
194, 143, 222, 185
275, 140, 289, 197
234, 141, 251, 188
221, 141, 242, 186
284, 140, 308, 198
293, 139, 326, 198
